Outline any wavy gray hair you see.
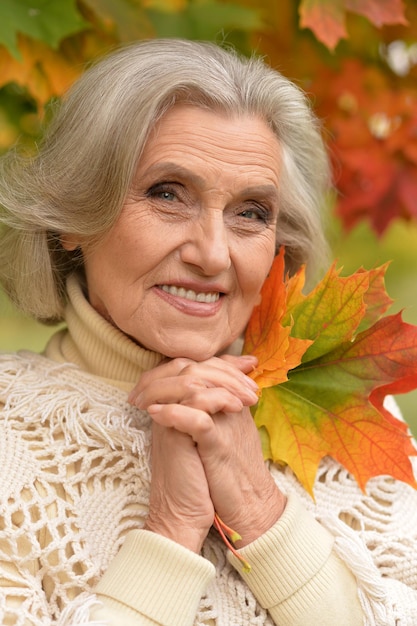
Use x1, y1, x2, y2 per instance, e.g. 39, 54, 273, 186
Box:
0, 38, 331, 322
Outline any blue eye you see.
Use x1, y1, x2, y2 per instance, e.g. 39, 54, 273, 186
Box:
240, 209, 260, 220
160, 191, 176, 201
239, 206, 270, 222
147, 183, 180, 202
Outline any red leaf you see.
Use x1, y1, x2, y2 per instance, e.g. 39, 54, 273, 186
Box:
345, 0, 408, 27
299, 0, 347, 50
299, 0, 407, 50
244, 253, 417, 495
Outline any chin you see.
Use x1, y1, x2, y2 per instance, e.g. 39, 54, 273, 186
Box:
162, 346, 220, 362
161, 336, 243, 362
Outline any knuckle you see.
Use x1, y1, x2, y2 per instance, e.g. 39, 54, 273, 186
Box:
181, 375, 206, 393
194, 412, 213, 437
174, 357, 193, 371
136, 369, 152, 389
180, 363, 197, 376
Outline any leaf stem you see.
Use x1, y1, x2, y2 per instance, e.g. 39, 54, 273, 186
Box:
213, 513, 251, 573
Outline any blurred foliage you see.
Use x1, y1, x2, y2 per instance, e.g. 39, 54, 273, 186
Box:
0, 0, 416, 433
0, 0, 416, 229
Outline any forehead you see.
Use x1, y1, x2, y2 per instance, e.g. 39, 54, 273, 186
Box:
138, 104, 282, 177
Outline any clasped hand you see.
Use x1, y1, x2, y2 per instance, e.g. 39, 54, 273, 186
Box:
128, 355, 286, 553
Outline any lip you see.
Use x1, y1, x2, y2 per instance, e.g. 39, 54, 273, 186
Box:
154, 283, 225, 317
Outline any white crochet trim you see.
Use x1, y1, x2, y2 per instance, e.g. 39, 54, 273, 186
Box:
56, 593, 106, 626
319, 514, 393, 625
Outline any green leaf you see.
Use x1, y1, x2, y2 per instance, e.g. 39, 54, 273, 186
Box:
148, 0, 263, 41
82, 0, 153, 41
0, 0, 89, 59
282, 263, 369, 362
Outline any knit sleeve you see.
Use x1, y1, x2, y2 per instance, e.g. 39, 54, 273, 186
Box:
0, 468, 214, 626
227, 493, 364, 626
92, 529, 215, 626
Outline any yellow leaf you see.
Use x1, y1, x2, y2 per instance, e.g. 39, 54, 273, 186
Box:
0, 35, 82, 106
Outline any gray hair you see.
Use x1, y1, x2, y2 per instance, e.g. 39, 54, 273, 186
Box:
0, 38, 331, 323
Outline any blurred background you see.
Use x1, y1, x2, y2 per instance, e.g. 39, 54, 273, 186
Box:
0, 0, 416, 436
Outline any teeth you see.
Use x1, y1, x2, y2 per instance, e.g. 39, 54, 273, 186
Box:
160, 285, 220, 303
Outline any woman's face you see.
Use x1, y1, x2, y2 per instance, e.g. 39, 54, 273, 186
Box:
79, 105, 282, 360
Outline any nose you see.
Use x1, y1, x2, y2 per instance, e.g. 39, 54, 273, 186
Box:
179, 211, 231, 275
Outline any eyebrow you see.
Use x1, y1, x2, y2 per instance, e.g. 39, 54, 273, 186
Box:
139, 162, 205, 187
139, 161, 280, 202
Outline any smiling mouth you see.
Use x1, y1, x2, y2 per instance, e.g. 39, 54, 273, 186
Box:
159, 285, 221, 303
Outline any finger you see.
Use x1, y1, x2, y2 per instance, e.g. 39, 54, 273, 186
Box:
128, 360, 193, 404
177, 359, 259, 397
172, 386, 244, 413
219, 353, 258, 374
131, 375, 258, 410
131, 376, 206, 409
147, 403, 221, 446
129, 356, 259, 405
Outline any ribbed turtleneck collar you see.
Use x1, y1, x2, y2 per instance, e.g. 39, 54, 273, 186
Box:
44, 274, 164, 390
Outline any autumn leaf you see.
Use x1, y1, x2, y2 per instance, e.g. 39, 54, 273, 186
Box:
0, 35, 84, 107
0, 0, 88, 59
82, 0, 155, 41
299, 0, 347, 50
356, 263, 394, 332
345, 0, 408, 29
244, 252, 417, 496
281, 263, 370, 361
243, 248, 312, 388
147, 0, 263, 41
299, 0, 407, 50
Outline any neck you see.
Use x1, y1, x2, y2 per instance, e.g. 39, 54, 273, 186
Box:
44, 274, 164, 390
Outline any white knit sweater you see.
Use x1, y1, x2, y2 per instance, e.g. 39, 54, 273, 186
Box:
0, 276, 416, 625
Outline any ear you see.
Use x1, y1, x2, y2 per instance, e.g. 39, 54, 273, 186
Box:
60, 234, 80, 251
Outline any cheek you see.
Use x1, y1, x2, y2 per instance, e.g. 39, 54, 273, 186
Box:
243, 271, 268, 306
237, 242, 275, 302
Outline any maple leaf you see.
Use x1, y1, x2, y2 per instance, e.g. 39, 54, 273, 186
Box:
244, 251, 417, 496
0, 0, 88, 60
243, 248, 312, 388
299, 0, 347, 50
299, 0, 407, 50
344, 0, 408, 29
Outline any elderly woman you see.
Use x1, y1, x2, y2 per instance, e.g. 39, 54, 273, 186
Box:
0, 38, 416, 626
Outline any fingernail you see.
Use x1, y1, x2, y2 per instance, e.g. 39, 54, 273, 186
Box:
246, 389, 260, 403
246, 376, 259, 391
147, 404, 162, 414
129, 391, 143, 406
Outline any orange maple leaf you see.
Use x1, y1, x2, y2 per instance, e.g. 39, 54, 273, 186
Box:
299, 0, 407, 50
244, 251, 417, 496
243, 248, 312, 388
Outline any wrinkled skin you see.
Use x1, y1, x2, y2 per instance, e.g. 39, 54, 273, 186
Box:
129, 355, 286, 552
66, 105, 287, 552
